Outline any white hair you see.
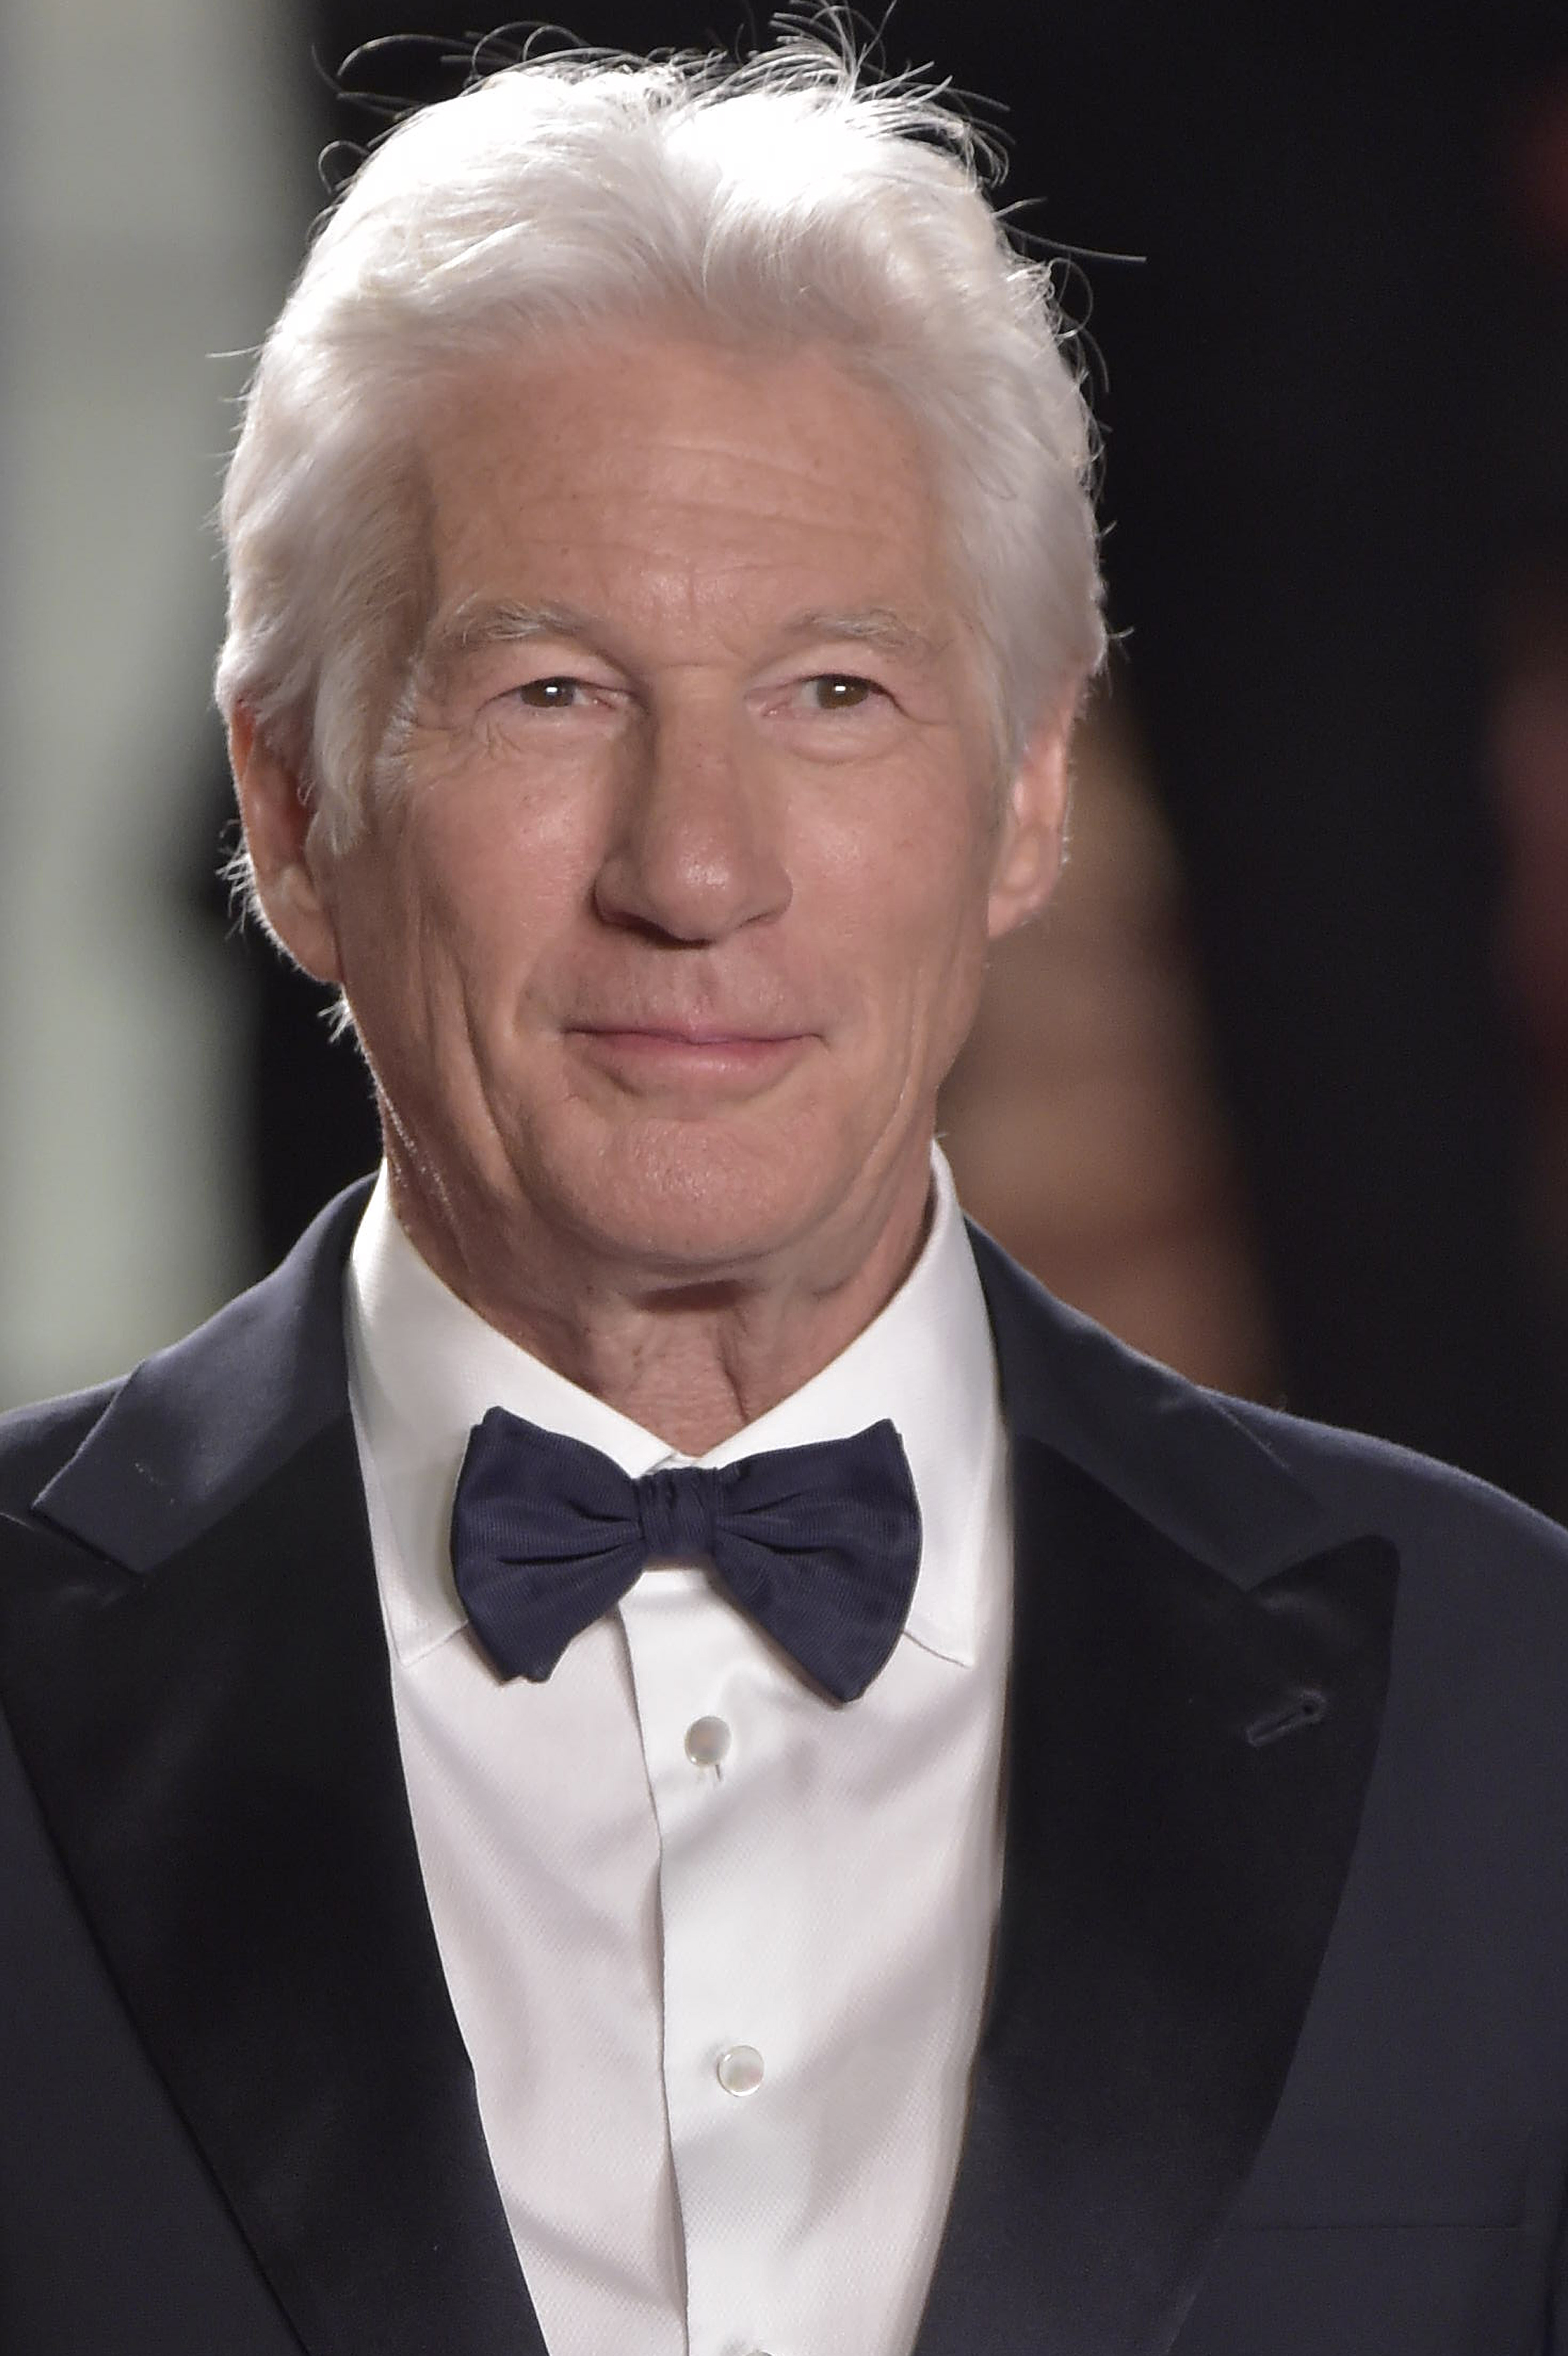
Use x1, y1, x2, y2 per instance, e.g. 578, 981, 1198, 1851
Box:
216, 32, 1106, 856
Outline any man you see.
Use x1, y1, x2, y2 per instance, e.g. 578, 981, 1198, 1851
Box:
2, 35, 1566, 2356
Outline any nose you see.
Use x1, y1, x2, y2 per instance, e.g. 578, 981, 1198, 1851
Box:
593, 700, 792, 944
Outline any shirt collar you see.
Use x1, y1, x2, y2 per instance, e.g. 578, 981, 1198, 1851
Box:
344, 1148, 1002, 1671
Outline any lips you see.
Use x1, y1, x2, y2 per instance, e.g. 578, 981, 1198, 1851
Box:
574, 1025, 803, 1047
566, 1023, 813, 1090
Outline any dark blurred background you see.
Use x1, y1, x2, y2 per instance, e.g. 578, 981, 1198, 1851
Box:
5, 3, 1568, 1512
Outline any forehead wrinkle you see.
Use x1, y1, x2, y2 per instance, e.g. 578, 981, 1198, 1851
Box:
521, 361, 919, 483
449, 414, 924, 560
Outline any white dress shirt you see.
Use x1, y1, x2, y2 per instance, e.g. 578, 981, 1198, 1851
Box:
344, 1147, 1013, 2356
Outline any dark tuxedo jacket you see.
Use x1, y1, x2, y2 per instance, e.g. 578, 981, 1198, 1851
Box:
3, 1182, 1568, 2356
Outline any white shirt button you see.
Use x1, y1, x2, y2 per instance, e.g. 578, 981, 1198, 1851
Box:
684, 1714, 731, 1767
716, 2044, 765, 2096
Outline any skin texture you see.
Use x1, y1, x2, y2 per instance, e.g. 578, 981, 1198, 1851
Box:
233, 329, 1071, 1451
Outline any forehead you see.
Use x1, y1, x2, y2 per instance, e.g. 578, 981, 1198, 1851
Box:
413, 328, 958, 645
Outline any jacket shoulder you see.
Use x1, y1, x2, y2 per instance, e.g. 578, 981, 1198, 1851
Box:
967, 1218, 1568, 1592
0, 1180, 373, 1576
0, 1383, 120, 1521
1222, 1387, 1568, 1581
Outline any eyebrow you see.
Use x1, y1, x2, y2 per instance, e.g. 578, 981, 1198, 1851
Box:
781, 607, 947, 665
419, 598, 602, 687
419, 595, 947, 687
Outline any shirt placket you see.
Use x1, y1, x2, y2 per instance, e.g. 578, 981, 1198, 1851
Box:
619, 1559, 800, 2356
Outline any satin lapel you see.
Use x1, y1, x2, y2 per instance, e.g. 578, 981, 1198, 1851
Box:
0, 1192, 546, 2356
915, 1433, 1396, 2356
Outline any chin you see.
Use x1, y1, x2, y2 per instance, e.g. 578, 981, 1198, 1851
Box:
542, 1116, 853, 1279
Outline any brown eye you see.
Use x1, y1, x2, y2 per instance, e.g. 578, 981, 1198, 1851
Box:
809, 675, 876, 710
515, 677, 583, 708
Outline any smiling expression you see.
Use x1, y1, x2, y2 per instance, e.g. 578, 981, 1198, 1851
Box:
250, 328, 1068, 1311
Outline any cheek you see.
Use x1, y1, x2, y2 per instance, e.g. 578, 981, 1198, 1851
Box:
326, 813, 499, 1085
902, 830, 999, 1057
821, 807, 996, 1058
392, 778, 594, 993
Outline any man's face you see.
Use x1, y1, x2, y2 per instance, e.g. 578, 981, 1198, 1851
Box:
246, 330, 1067, 1298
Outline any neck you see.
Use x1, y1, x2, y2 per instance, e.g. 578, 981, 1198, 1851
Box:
382, 1154, 935, 1456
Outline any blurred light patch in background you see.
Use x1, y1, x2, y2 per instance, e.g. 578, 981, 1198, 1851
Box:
0, 0, 307, 1405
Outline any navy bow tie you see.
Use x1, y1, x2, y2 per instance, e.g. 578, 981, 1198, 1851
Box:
450, 1409, 923, 1703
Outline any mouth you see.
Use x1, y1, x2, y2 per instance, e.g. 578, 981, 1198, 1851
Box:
566, 1024, 813, 1091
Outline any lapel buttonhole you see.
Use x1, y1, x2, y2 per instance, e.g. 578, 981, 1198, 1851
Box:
1246, 1686, 1329, 1746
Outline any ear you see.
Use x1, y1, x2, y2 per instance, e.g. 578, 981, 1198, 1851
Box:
228, 704, 346, 984
985, 709, 1072, 941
